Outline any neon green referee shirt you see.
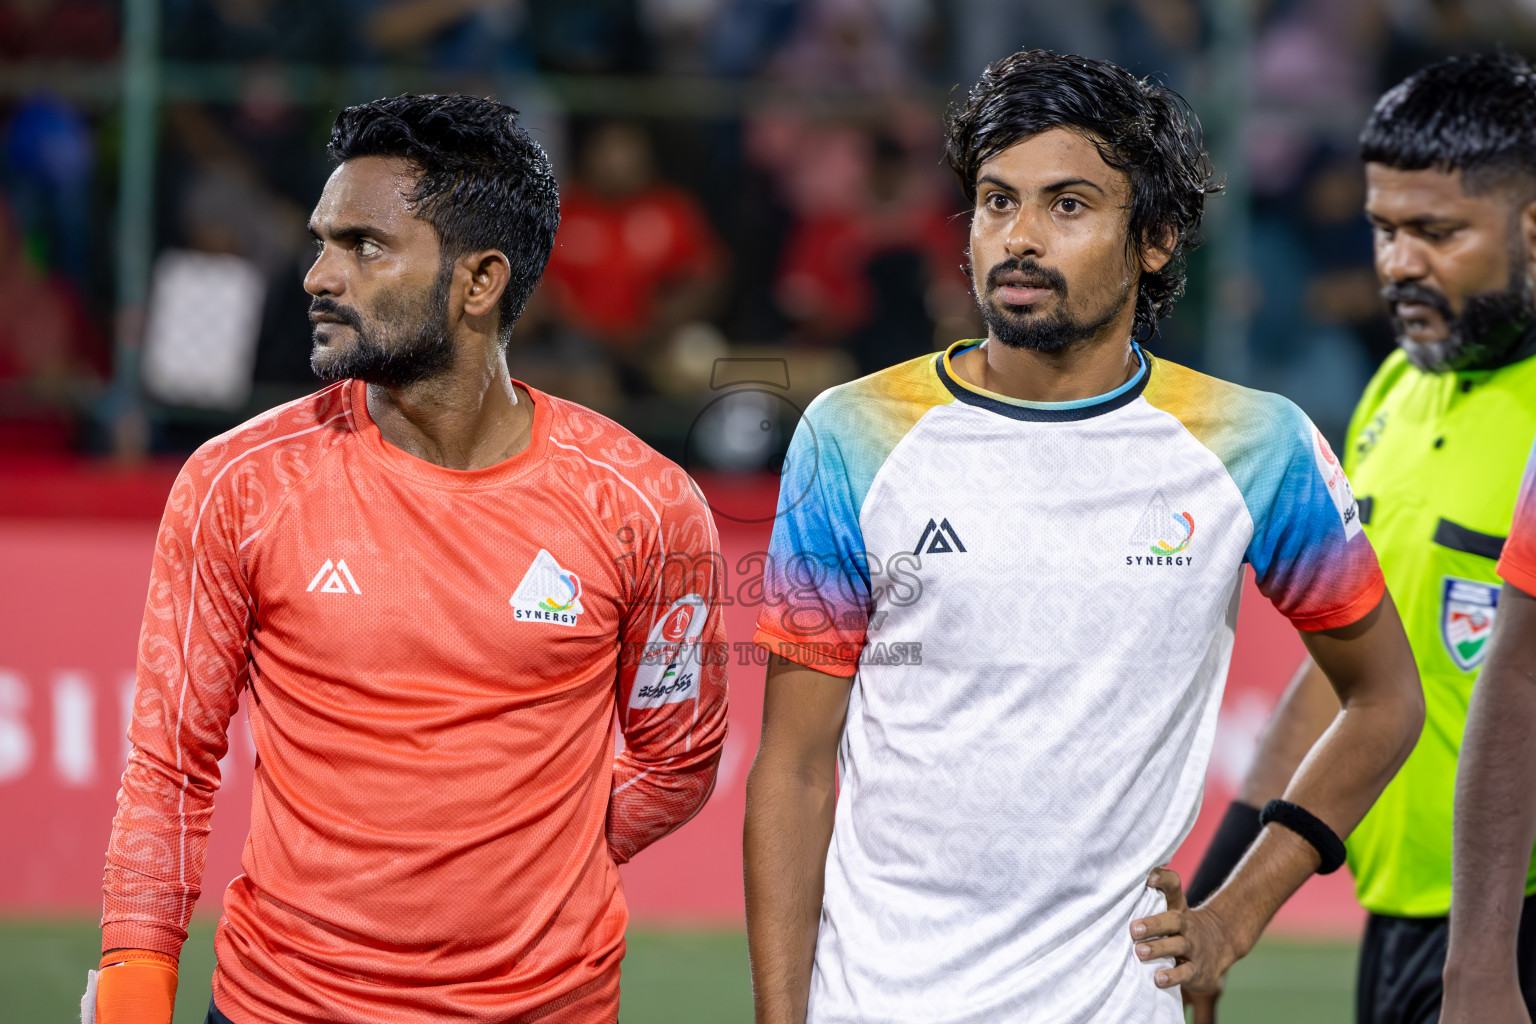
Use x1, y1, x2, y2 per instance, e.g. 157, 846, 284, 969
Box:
1343, 346, 1536, 918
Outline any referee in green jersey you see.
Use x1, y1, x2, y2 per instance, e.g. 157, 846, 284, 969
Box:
1187, 53, 1536, 1024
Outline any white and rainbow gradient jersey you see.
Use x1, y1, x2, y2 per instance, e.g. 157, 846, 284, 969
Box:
753, 340, 1384, 1024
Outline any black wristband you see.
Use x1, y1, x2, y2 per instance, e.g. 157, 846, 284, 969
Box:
1259, 799, 1347, 875
1187, 800, 1263, 906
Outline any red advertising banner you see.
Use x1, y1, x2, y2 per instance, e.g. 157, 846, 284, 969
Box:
0, 463, 1362, 935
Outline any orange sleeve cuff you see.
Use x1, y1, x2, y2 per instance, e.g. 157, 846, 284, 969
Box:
1499, 552, 1536, 599
100, 948, 179, 969
101, 920, 187, 958
1289, 573, 1387, 633
752, 625, 862, 677
96, 950, 178, 1024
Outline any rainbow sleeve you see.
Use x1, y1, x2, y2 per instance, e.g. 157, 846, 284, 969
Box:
1145, 360, 1385, 632
754, 357, 951, 675
1498, 437, 1536, 596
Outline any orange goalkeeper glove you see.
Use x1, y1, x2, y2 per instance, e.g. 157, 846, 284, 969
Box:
84, 949, 178, 1024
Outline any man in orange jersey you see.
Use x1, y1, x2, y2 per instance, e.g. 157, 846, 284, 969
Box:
84, 93, 729, 1024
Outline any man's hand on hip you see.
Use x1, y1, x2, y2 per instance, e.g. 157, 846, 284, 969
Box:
1130, 868, 1243, 996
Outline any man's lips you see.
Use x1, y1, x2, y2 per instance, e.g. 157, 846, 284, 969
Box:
1394, 301, 1440, 321
993, 283, 1054, 305
1394, 302, 1446, 332
1394, 302, 1449, 342
309, 314, 353, 344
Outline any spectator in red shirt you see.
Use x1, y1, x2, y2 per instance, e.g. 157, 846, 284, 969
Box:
541, 121, 724, 393
756, 114, 971, 369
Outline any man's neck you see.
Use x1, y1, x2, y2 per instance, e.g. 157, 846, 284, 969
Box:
365, 345, 534, 471
951, 329, 1141, 404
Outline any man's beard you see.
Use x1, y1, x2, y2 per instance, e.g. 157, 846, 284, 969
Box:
310, 261, 456, 387
973, 256, 1132, 353
1384, 255, 1536, 373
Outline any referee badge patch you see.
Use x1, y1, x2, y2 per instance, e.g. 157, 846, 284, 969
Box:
1441, 577, 1499, 671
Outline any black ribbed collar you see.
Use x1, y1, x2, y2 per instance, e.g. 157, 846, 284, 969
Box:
934, 342, 1149, 422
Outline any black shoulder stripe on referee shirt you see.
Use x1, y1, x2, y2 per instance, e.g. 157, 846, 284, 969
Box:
1431, 517, 1505, 560
1356, 495, 1373, 526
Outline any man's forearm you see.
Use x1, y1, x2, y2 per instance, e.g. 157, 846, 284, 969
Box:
1446, 588, 1536, 986
1188, 658, 1337, 907
1239, 658, 1338, 807
1282, 598, 1424, 841
607, 743, 725, 863
1211, 600, 1423, 952
1280, 693, 1421, 849
608, 633, 730, 864
1208, 691, 1418, 953
744, 758, 837, 1024
1203, 822, 1320, 955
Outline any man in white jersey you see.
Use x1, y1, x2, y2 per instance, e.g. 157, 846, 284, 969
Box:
743, 50, 1426, 1024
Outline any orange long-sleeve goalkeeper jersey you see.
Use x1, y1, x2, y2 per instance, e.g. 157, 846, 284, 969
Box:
102, 379, 729, 1023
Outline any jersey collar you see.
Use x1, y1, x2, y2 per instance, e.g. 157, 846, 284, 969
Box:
346, 377, 553, 489
935, 339, 1149, 421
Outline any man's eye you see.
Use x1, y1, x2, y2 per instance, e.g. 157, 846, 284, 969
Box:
1058, 197, 1081, 213
986, 193, 1011, 211
357, 238, 381, 256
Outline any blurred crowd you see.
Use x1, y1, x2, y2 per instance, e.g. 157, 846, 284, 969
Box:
2, 0, 1535, 458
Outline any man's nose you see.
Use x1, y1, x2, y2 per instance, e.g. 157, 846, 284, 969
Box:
1004, 207, 1046, 260
304, 244, 343, 297
1378, 234, 1428, 284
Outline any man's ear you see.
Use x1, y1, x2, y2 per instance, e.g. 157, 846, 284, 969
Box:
460, 250, 512, 320
1139, 225, 1177, 275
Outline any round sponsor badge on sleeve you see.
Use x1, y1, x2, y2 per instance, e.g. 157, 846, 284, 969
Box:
630, 595, 710, 708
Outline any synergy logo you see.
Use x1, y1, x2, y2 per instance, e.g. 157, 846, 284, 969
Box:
1150, 512, 1196, 556
511, 549, 586, 626
541, 573, 581, 612
1127, 492, 1196, 566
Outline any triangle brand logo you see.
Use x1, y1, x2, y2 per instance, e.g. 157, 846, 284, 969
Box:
913, 518, 966, 555
1129, 491, 1174, 545
510, 549, 585, 626
306, 558, 361, 595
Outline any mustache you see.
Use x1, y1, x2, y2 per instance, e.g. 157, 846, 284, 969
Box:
985, 258, 1068, 295
309, 297, 365, 331
1381, 281, 1452, 320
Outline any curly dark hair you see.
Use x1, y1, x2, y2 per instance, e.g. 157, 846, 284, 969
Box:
328, 93, 560, 342
945, 50, 1220, 340
1361, 51, 1536, 196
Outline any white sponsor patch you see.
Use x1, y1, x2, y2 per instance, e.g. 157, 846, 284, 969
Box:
510, 549, 585, 627
629, 594, 708, 708
1312, 428, 1363, 541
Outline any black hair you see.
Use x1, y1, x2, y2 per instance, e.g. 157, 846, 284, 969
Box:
328, 93, 560, 342
1361, 52, 1536, 197
945, 49, 1220, 340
